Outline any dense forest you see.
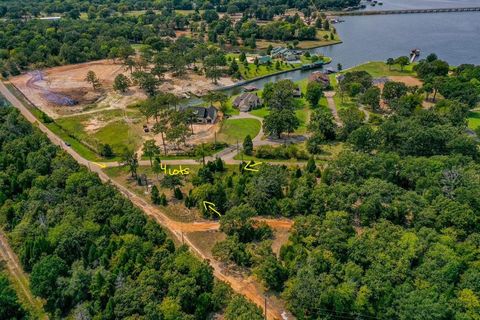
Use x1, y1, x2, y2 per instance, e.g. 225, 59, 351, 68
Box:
0, 10, 318, 78
0, 105, 264, 319
177, 57, 480, 319
0, 0, 360, 18
0, 0, 342, 77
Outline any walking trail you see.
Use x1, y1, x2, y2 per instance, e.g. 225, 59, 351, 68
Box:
0, 231, 48, 319
324, 91, 342, 126
0, 81, 294, 320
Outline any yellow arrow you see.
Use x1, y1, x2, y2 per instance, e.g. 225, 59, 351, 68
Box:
244, 160, 262, 172
92, 162, 107, 169
203, 201, 221, 217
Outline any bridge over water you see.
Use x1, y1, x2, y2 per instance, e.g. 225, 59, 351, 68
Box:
332, 6, 480, 16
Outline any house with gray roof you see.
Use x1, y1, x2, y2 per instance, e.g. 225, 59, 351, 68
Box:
232, 93, 262, 112
270, 47, 299, 61
183, 106, 218, 124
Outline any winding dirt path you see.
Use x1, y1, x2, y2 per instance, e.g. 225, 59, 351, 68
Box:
324, 91, 342, 126
0, 232, 48, 319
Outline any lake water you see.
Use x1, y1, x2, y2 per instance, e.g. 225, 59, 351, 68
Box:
361, 0, 480, 11
313, 11, 480, 69
221, 0, 480, 92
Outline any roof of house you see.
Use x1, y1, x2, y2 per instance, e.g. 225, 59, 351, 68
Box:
309, 71, 330, 84
233, 93, 262, 111
271, 47, 296, 57
258, 56, 272, 63
189, 106, 217, 119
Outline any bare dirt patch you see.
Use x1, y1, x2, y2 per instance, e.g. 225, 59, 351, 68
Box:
10, 59, 236, 119
388, 75, 423, 87
159, 72, 234, 98
10, 60, 145, 118
84, 117, 109, 133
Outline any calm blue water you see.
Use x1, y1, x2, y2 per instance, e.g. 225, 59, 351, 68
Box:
361, 0, 480, 10
314, 11, 480, 69
219, 0, 480, 93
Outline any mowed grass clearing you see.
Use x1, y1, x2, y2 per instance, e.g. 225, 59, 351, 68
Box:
217, 118, 261, 144
468, 111, 480, 130
55, 110, 143, 156
344, 61, 416, 77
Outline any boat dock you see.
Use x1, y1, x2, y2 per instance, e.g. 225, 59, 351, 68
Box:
410, 49, 420, 63
333, 6, 480, 16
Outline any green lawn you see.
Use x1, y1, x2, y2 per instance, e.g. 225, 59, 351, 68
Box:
334, 94, 357, 110
46, 122, 106, 161
343, 61, 416, 77
226, 53, 299, 80
217, 118, 261, 144
468, 111, 480, 130
93, 121, 142, 154
296, 108, 309, 134
224, 97, 241, 116
250, 107, 270, 118
54, 109, 143, 159
256, 29, 341, 50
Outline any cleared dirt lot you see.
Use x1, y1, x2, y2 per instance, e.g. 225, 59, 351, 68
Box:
388, 75, 423, 87
10, 59, 235, 119
10, 60, 145, 118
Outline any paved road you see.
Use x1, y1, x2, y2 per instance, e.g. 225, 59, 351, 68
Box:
0, 81, 293, 320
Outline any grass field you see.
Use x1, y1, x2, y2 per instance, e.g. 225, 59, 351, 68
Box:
343, 61, 416, 77
217, 118, 262, 144
256, 30, 341, 50
54, 109, 143, 158
250, 107, 270, 118
468, 111, 480, 130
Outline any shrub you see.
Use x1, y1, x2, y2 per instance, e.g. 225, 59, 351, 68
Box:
254, 145, 309, 160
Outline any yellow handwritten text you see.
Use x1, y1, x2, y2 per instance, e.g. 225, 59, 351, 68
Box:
161, 164, 190, 176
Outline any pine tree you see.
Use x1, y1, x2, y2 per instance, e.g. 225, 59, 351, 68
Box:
243, 135, 253, 155
174, 187, 183, 200
151, 185, 160, 204
306, 157, 316, 173
160, 193, 168, 206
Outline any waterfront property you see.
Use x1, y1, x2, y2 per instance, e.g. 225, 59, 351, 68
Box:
233, 93, 262, 112
270, 47, 301, 61
308, 71, 331, 88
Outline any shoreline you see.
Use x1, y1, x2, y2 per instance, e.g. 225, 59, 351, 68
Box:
218, 58, 333, 91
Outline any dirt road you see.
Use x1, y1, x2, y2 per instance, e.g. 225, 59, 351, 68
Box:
0, 81, 294, 320
0, 232, 48, 319
324, 91, 343, 126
